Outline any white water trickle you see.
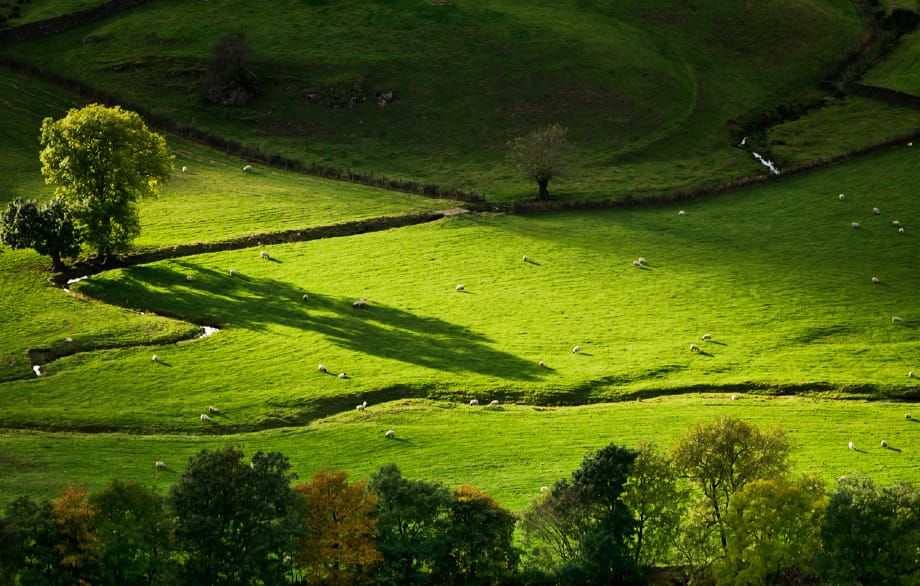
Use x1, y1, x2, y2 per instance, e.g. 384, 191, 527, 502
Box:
62, 288, 70, 294
752, 152, 780, 175
66, 275, 89, 285
32, 365, 42, 377
739, 136, 747, 147
200, 326, 220, 338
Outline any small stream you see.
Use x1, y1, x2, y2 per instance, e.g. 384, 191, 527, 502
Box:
738, 136, 780, 175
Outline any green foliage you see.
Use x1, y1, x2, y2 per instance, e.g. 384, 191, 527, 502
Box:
507, 124, 573, 200
3, 496, 62, 585
89, 480, 175, 586
169, 448, 298, 586
369, 464, 451, 585
519, 480, 594, 575
817, 477, 920, 584
622, 444, 687, 570
673, 417, 790, 554
714, 476, 826, 585
431, 485, 519, 585
1, 197, 81, 271
39, 104, 171, 258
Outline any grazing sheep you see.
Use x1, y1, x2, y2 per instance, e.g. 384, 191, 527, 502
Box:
208, 406, 219, 414
338, 372, 348, 379
909, 371, 915, 378
228, 269, 235, 276
353, 298, 368, 308
181, 166, 188, 173
848, 441, 855, 450
838, 193, 845, 201
243, 164, 253, 173
690, 343, 700, 352
260, 250, 270, 259
539, 360, 546, 368
540, 486, 550, 494
318, 364, 327, 373
489, 400, 500, 406
572, 345, 581, 353
65, 337, 73, 343
892, 316, 904, 324
701, 333, 712, 341
881, 440, 888, 448
456, 284, 464, 292
186, 275, 193, 281
522, 255, 529, 262
632, 260, 642, 267
899, 227, 905, 234
851, 222, 860, 229
151, 355, 158, 362
731, 394, 739, 400
872, 276, 880, 284
155, 460, 166, 470
302, 294, 309, 301
892, 219, 901, 227
356, 404, 365, 411
906, 413, 912, 420
678, 210, 687, 216
470, 399, 479, 406
638, 257, 647, 265
873, 207, 881, 215
200, 414, 211, 422
385, 429, 395, 439
909, 142, 914, 147
362, 400, 367, 408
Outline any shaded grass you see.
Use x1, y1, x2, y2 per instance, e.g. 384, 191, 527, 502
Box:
863, 29, 920, 96
0, 396, 917, 512
0, 0, 106, 26
1, 147, 917, 431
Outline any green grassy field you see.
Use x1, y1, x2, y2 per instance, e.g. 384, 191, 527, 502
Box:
1, 396, 917, 511
1, 145, 917, 433
0, 0, 106, 26
1, 0, 864, 200
863, 29, 920, 96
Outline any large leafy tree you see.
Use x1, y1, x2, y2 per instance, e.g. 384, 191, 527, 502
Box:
169, 448, 298, 586
519, 480, 596, 576
818, 477, 920, 584
90, 479, 175, 586
431, 485, 519, 585
50, 487, 100, 584
672, 417, 790, 554
294, 469, 381, 585
39, 104, 171, 260
507, 123, 573, 200
1, 197, 81, 271
714, 476, 826, 585
3, 496, 64, 585
369, 464, 450, 584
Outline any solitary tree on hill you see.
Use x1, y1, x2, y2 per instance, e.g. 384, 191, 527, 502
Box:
508, 123, 574, 200
39, 104, 171, 261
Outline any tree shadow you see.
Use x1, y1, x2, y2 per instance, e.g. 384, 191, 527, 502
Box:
81, 263, 544, 381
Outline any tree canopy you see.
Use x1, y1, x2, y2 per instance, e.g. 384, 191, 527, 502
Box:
507, 123, 573, 200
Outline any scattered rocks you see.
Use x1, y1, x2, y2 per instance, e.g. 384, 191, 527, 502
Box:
376, 89, 396, 106
305, 79, 366, 109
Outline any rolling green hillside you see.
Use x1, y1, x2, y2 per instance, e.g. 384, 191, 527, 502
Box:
1, 0, 863, 200
863, 29, 920, 96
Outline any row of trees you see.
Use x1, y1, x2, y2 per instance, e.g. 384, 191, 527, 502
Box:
2, 417, 917, 585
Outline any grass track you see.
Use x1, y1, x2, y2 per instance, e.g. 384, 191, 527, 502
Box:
1, 396, 917, 511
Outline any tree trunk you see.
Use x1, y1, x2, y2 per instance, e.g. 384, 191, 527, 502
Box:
50, 254, 64, 273
537, 177, 550, 200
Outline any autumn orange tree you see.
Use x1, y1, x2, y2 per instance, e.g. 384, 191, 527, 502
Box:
52, 487, 100, 583
295, 470, 381, 584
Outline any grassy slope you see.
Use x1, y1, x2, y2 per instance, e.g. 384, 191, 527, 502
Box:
1, 396, 917, 511
0, 0, 861, 200
2, 146, 918, 431
765, 97, 920, 167
0, 0, 105, 26
862, 29, 920, 96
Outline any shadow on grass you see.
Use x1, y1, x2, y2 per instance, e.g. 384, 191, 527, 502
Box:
80, 263, 543, 381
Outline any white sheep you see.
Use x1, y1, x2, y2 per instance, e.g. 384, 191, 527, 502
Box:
385, 429, 395, 439
632, 260, 642, 267
638, 257, 647, 265
356, 404, 365, 411
872, 276, 880, 284
731, 394, 739, 400
65, 337, 73, 343
540, 486, 550, 494
489, 400, 500, 406
260, 250, 269, 259
228, 269, 235, 276
318, 364, 327, 373
338, 372, 348, 379
155, 460, 166, 470
838, 193, 845, 201
701, 333, 712, 341
873, 207, 880, 215
891, 219, 901, 227
892, 316, 904, 324
186, 275, 193, 281
181, 166, 188, 173
848, 441, 855, 450
243, 164, 253, 173
572, 345, 581, 353
208, 406, 219, 414
353, 298, 367, 308
539, 360, 546, 368
469, 399, 479, 406
362, 400, 367, 408
522, 255, 529, 262
151, 355, 158, 362
690, 343, 700, 352
881, 440, 888, 448
906, 413, 912, 420
302, 294, 309, 301
909, 142, 914, 147
678, 210, 687, 216
851, 222, 860, 229
909, 371, 915, 378
456, 284, 464, 292
200, 414, 211, 422
899, 227, 905, 234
